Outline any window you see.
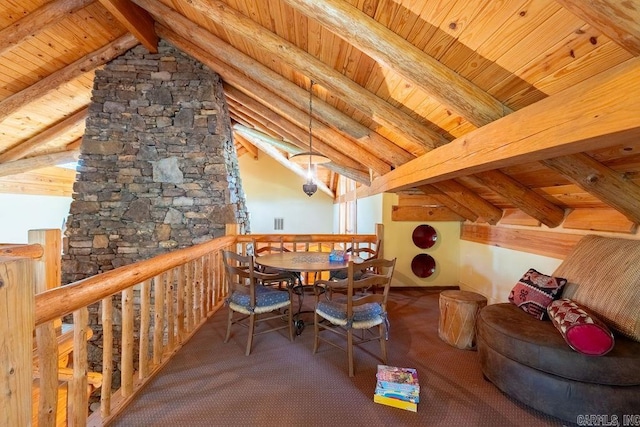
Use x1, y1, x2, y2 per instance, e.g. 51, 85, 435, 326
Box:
337, 177, 357, 234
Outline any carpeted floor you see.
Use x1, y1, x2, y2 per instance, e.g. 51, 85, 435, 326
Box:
111, 289, 571, 427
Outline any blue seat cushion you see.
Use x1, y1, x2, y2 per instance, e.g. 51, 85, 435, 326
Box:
228, 285, 290, 315
316, 300, 384, 329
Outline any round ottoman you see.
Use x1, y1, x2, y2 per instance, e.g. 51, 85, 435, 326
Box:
438, 290, 487, 350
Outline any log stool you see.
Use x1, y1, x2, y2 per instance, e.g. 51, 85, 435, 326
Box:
438, 290, 487, 350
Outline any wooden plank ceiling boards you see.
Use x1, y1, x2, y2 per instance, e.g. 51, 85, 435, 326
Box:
0, 0, 639, 234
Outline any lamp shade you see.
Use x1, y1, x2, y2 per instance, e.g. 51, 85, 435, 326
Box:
290, 151, 330, 165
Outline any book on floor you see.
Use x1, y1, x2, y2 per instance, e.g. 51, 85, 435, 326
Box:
374, 365, 420, 411
373, 393, 417, 412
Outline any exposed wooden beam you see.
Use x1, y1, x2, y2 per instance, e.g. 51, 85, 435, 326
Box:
65, 138, 83, 151
98, 0, 158, 52
555, 0, 640, 56
0, 0, 94, 57
473, 170, 566, 228
499, 209, 541, 227
238, 132, 334, 198
461, 224, 582, 259
416, 185, 479, 222
228, 104, 289, 144
223, 81, 391, 176
232, 133, 258, 160
0, 109, 88, 163
563, 208, 637, 234
0, 150, 79, 178
160, 27, 387, 177
542, 153, 640, 224
231, 121, 371, 187
0, 33, 139, 121
367, 56, 640, 194
282, 0, 508, 127
224, 85, 372, 184
230, 101, 372, 185
0, 167, 76, 197
431, 180, 503, 225
397, 194, 440, 207
136, 0, 447, 150
391, 205, 465, 222
232, 124, 301, 155
154, 24, 414, 167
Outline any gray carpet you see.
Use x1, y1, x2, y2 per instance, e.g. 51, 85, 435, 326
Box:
111, 289, 569, 426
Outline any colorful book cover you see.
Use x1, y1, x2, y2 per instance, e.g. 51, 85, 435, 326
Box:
376, 365, 420, 393
373, 393, 417, 412
375, 382, 420, 403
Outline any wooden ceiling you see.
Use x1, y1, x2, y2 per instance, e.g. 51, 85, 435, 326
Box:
0, 0, 639, 232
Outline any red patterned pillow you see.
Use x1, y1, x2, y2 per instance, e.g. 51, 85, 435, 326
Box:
508, 268, 567, 320
547, 298, 615, 356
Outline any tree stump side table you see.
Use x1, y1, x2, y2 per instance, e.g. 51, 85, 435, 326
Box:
438, 290, 488, 350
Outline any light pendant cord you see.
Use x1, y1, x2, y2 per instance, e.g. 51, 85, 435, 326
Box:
308, 80, 313, 175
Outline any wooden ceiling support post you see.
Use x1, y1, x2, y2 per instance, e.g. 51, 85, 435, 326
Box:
431, 180, 503, 225
416, 185, 479, 222
98, 0, 158, 52
542, 153, 640, 224
473, 170, 566, 228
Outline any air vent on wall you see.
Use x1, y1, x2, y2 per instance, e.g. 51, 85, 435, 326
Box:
274, 217, 284, 230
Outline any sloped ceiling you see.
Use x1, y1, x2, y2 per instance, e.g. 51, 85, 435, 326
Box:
0, 0, 639, 230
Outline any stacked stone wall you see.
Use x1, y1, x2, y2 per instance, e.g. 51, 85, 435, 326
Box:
61, 40, 249, 393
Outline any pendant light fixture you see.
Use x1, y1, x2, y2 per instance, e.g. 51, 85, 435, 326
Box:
290, 80, 330, 196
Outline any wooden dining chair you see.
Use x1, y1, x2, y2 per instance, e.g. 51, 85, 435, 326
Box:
221, 250, 294, 356
329, 240, 381, 281
253, 241, 301, 289
313, 257, 396, 376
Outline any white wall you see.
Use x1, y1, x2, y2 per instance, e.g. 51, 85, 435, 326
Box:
382, 193, 461, 287
356, 193, 383, 234
0, 194, 72, 243
238, 154, 334, 233
458, 240, 563, 304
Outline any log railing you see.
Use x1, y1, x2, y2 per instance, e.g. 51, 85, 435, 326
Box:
1, 225, 382, 427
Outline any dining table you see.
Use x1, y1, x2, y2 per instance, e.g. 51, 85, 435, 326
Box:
254, 251, 361, 334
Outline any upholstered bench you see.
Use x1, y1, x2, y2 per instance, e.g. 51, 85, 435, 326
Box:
477, 235, 640, 423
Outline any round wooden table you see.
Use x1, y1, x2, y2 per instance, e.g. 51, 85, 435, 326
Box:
254, 251, 356, 273
255, 252, 360, 335
438, 290, 488, 350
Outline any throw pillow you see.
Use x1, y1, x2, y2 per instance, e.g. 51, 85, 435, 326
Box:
547, 298, 615, 356
508, 268, 567, 320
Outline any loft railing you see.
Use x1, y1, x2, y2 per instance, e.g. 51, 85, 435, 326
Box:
1, 225, 381, 427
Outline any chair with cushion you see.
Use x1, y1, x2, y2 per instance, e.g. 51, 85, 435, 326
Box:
313, 257, 396, 376
328, 241, 381, 282
222, 250, 294, 356
253, 242, 301, 289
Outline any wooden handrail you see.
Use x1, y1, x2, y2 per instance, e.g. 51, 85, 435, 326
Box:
0, 243, 44, 259
238, 234, 377, 244
10, 226, 384, 427
35, 235, 235, 326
